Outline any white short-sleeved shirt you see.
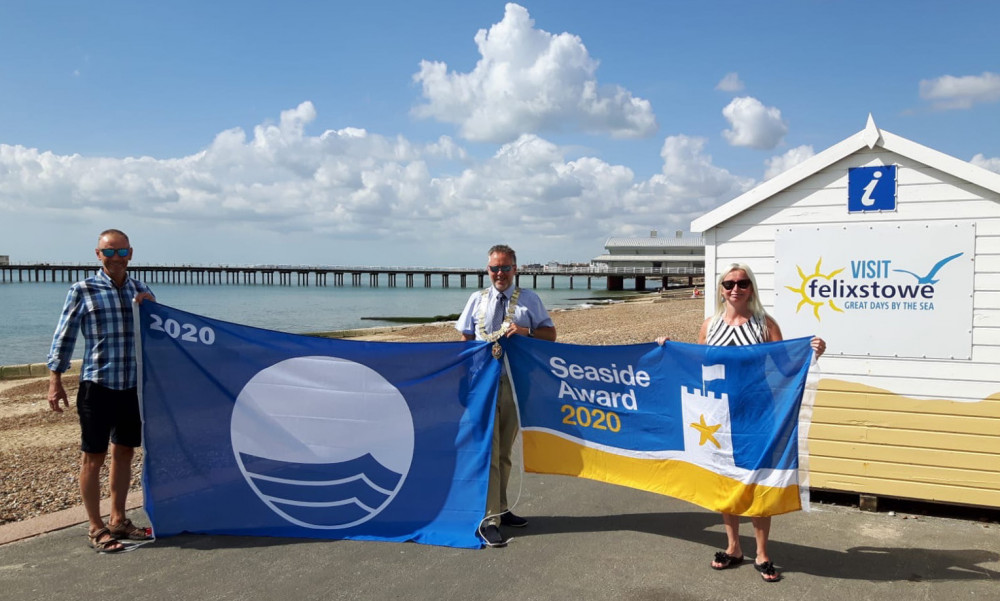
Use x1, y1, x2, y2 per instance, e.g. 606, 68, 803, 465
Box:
455, 286, 554, 340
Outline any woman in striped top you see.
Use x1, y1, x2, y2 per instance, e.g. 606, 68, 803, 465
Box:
659, 263, 826, 582
706, 263, 825, 582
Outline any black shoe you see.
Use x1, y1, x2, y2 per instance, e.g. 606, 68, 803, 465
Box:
500, 512, 528, 528
479, 524, 507, 548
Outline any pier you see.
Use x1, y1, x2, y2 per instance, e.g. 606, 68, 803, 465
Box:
0, 263, 703, 291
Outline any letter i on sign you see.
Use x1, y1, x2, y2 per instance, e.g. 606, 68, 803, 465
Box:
861, 171, 881, 206
848, 165, 897, 213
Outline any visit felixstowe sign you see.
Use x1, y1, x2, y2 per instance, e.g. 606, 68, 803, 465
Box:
774, 222, 975, 360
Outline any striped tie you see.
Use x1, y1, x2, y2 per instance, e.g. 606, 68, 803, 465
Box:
490, 293, 507, 333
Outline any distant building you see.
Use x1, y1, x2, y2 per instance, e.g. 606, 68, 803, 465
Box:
591, 230, 704, 271
543, 261, 589, 272
0, 255, 8, 266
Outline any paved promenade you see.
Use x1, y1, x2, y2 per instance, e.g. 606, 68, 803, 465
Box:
1, 469, 997, 601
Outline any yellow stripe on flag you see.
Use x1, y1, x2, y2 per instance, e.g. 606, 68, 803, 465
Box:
523, 430, 801, 517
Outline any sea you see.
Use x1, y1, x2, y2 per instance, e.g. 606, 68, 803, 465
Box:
0, 278, 641, 367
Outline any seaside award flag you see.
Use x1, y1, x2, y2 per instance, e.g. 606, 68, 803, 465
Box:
505, 336, 817, 516
136, 302, 499, 548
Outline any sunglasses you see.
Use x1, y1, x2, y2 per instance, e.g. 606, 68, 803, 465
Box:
488, 265, 514, 273
721, 279, 752, 290
99, 248, 130, 258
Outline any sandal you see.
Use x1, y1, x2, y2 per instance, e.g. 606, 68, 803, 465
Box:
88, 527, 125, 554
711, 551, 744, 570
754, 560, 781, 582
108, 518, 152, 541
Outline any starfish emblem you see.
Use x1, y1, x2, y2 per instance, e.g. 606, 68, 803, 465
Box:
690, 414, 721, 448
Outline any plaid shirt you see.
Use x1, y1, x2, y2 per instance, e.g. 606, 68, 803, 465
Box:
47, 269, 153, 390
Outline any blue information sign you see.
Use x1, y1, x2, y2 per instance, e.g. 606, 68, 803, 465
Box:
848, 165, 897, 212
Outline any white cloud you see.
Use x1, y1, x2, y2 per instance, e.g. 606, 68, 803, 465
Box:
764, 145, 815, 180
919, 72, 1000, 110
721, 96, 788, 150
1, 102, 446, 236
628, 135, 755, 223
715, 72, 744, 92
971, 153, 1000, 173
2, 102, 756, 264
412, 3, 657, 143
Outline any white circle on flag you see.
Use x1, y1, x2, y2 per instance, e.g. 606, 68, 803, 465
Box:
230, 356, 414, 529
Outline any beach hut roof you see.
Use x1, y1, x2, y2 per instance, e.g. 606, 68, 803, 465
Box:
691, 114, 1000, 233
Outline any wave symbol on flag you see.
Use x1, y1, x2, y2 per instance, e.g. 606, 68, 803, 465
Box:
230, 356, 415, 529
238, 452, 403, 528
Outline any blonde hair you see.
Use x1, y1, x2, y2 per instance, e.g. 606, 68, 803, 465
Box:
712, 262, 771, 335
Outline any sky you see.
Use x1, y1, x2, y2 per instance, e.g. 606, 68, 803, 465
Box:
1, 0, 999, 267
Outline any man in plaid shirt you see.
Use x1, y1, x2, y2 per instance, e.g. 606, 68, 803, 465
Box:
47, 229, 156, 553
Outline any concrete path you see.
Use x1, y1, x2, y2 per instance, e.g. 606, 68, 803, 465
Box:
1, 471, 997, 601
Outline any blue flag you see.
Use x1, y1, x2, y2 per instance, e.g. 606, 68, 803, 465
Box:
137, 302, 498, 548
505, 336, 816, 516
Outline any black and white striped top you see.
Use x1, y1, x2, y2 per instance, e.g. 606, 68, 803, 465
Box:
705, 314, 767, 347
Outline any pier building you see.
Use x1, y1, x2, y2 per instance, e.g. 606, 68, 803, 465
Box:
591, 230, 705, 290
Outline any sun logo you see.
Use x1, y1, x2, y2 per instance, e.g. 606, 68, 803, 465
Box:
785, 259, 846, 321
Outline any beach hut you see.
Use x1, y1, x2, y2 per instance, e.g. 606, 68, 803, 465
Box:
691, 115, 1000, 509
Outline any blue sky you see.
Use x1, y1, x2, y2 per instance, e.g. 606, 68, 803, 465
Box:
1, 1, 998, 266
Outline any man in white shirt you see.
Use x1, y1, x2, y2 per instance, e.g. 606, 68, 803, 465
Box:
456, 244, 556, 547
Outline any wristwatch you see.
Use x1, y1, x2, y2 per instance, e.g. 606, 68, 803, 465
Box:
527, 327, 535, 337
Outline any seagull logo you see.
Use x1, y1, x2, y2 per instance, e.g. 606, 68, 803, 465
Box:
892, 252, 963, 285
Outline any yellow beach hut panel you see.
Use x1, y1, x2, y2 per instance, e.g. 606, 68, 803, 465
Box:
691, 116, 1000, 508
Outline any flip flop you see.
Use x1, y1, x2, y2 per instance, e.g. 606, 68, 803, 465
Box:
711, 551, 744, 570
754, 561, 781, 582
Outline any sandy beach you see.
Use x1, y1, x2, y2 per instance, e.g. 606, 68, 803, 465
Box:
0, 296, 705, 526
